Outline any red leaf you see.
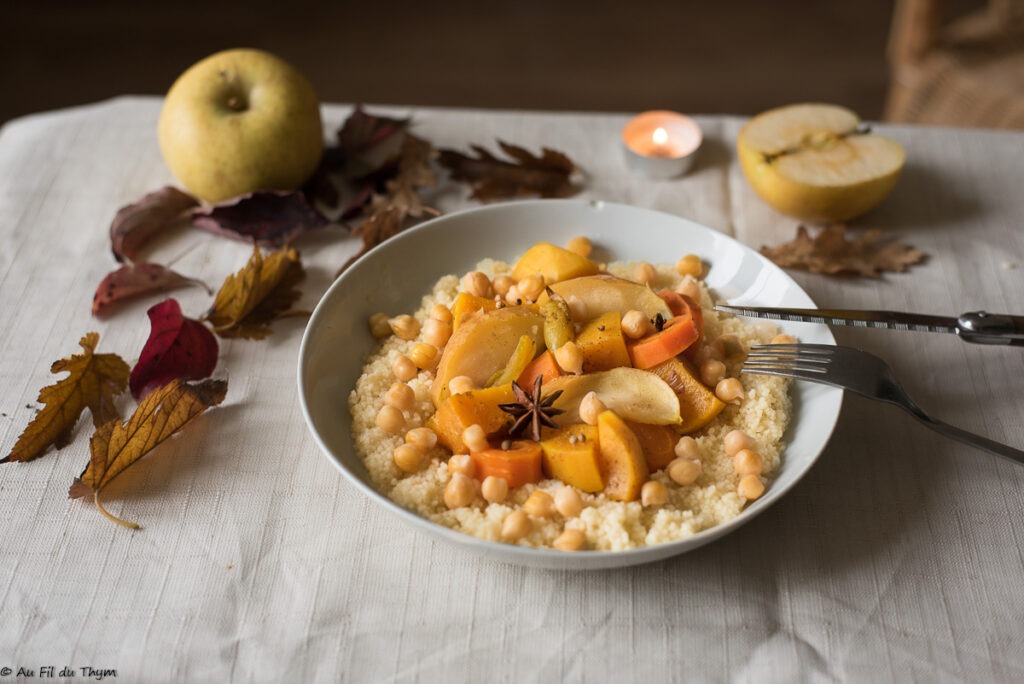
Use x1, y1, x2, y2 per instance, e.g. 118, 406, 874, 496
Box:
191, 191, 328, 247
110, 186, 198, 262
130, 299, 218, 400
92, 262, 210, 317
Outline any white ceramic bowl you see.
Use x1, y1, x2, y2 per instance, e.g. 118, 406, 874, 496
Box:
297, 200, 841, 569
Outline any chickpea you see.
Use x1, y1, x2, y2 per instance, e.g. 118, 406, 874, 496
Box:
771, 333, 798, 345
634, 262, 658, 285
673, 436, 701, 461
481, 476, 509, 503
422, 318, 452, 348
554, 341, 584, 375
388, 314, 420, 341
393, 443, 426, 473
429, 303, 453, 324
462, 271, 492, 298
553, 528, 587, 552
578, 392, 607, 426
641, 480, 669, 507
738, 474, 765, 500
523, 490, 556, 518
368, 312, 392, 339
723, 429, 755, 457
408, 343, 439, 371
491, 275, 514, 297
667, 457, 702, 486
715, 377, 745, 404
620, 310, 649, 339
554, 486, 583, 517
505, 285, 522, 306
675, 276, 702, 302
375, 405, 405, 433
733, 449, 764, 476
502, 510, 532, 541
566, 236, 592, 257
676, 254, 704, 278
448, 453, 477, 478
444, 473, 476, 509
700, 359, 727, 387
405, 427, 438, 450
462, 424, 489, 454
448, 375, 476, 395
384, 382, 416, 411
392, 355, 418, 382
517, 274, 545, 302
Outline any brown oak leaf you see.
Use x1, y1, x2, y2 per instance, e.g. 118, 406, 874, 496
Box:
92, 262, 210, 317
438, 140, 579, 200
69, 378, 228, 529
110, 186, 198, 263
759, 224, 926, 277
204, 246, 306, 339
2, 333, 129, 464
337, 133, 440, 274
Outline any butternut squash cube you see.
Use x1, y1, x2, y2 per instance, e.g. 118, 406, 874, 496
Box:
511, 241, 600, 284
626, 421, 679, 471
540, 424, 605, 493
450, 292, 498, 331
575, 311, 631, 372
596, 410, 649, 501
648, 358, 726, 434
429, 384, 515, 452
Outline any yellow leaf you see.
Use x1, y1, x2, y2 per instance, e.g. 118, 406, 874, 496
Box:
2, 333, 129, 464
69, 378, 228, 529
205, 246, 305, 339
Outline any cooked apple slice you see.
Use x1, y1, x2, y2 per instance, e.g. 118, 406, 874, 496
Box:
548, 274, 671, 322
544, 367, 681, 426
431, 306, 545, 406
737, 103, 905, 223
596, 410, 649, 502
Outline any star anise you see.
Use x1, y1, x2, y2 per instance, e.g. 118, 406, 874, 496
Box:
498, 376, 564, 442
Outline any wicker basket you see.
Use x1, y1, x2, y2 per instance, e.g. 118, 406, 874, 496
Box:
885, 0, 1024, 129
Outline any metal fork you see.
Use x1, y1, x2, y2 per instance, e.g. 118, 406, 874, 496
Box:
744, 343, 1024, 467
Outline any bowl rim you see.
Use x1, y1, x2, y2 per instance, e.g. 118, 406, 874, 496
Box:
296, 198, 841, 569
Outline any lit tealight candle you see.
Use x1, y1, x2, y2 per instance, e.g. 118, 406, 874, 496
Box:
622, 110, 703, 178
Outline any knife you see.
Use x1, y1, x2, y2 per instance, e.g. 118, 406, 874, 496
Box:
713, 305, 1024, 346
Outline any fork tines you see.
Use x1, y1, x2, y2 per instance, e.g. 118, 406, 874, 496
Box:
743, 343, 833, 375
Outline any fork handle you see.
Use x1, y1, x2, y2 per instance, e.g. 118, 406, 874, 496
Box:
906, 411, 1024, 466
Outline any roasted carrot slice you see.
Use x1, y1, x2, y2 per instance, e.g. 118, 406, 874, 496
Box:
470, 440, 544, 488
627, 314, 699, 369
516, 349, 563, 389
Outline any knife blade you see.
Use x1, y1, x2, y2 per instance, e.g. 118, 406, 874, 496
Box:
713, 305, 1024, 346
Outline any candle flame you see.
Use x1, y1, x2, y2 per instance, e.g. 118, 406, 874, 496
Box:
652, 127, 668, 145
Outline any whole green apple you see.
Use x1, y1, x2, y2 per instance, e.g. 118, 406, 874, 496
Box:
158, 48, 324, 203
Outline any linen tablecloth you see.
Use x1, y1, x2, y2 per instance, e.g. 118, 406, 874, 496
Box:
2, 97, 1023, 682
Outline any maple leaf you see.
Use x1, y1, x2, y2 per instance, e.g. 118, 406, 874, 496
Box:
92, 262, 210, 318
337, 133, 440, 275
69, 378, 228, 529
110, 186, 198, 263
759, 224, 927, 277
438, 140, 579, 200
204, 246, 306, 339
2, 333, 129, 464
130, 299, 219, 400
191, 190, 329, 247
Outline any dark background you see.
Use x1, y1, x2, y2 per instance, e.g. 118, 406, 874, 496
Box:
0, 0, 981, 126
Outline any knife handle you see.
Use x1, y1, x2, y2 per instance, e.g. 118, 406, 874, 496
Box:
957, 311, 1024, 345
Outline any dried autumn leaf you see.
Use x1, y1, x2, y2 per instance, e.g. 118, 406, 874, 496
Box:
204, 246, 306, 339
92, 262, 210, 317
760, 224, 926, 277
130, 299, 219, 400
191, 190, 328, 247
337, 134, 440, 275
110, 186, 198, 262
69, 378, 228, 529
2, 333, 129, 464
438, 140, 579, 200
